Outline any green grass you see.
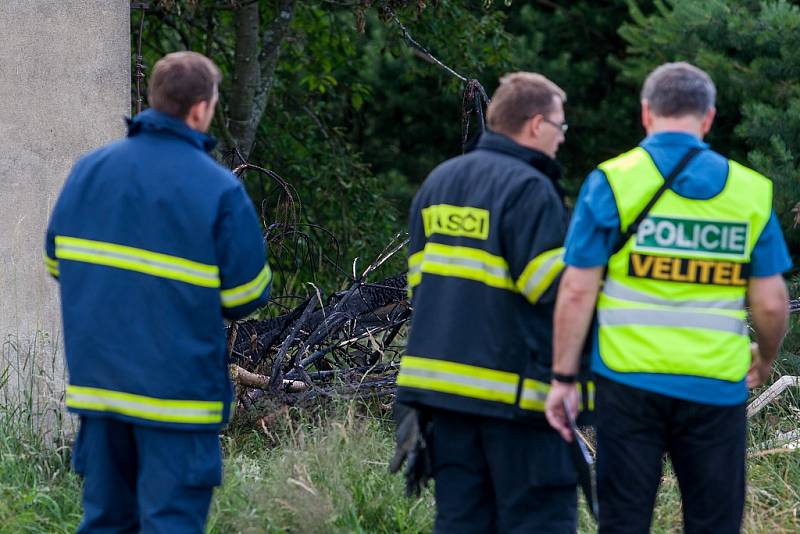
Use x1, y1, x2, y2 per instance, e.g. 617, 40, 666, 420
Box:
208, 403, 434, 533
0, 400, 434, 534
0, 413, 82, 533
1, 392, 798, 533
1, 346, 799, 533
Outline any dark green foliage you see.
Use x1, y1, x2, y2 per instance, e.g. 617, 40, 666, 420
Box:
355, 2, 513, 192
355, 1, 652, 197
499, 1, 651, 196
243, 5, 402, 292
134, 0, 798, 292
617, 0, 800, 257
134, 1, 516, 294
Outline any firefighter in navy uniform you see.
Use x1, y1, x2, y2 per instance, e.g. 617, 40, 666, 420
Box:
396, 73, 591, 533
44, 53, 271, 533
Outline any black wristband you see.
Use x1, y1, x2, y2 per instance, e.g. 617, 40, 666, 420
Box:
552, 372, 577, 384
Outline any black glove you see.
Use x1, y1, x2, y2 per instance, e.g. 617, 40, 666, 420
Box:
389, 404, 432, 497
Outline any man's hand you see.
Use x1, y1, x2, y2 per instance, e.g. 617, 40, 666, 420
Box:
548, 266, 602, 442
747, 275, 788, 388
747, 341, 772, 389
389, 405, 432, 497
545, 381, 580, 442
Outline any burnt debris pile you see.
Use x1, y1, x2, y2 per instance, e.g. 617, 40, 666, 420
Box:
227, 237, 411, 413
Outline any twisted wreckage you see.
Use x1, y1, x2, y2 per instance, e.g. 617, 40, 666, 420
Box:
226, 231, 800, 439
226, 163, 799, 454
227, 239, 410, 413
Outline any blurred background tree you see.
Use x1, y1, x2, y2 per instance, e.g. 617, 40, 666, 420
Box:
617, 0, 800, 253
132, 0, 798, 299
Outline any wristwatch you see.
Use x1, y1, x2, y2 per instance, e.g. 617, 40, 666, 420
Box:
552, 372, 577, 384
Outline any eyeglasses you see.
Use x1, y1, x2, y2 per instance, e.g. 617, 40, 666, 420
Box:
542, 117, 569, 134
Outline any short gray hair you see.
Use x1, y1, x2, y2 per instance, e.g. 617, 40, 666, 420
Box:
641, 62, 716, 118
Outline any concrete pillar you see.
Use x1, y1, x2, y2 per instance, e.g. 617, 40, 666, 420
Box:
0, 1, 129, 431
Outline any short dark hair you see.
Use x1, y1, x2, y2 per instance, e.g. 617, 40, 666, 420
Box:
487, 72, 566, 136
641, 62, 716, 118
148, 51, 221, 118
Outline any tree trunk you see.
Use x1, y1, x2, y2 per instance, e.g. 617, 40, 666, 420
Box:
227, 0, 296, 161
229, 1, 260, 154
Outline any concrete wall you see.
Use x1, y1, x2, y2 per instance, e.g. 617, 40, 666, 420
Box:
0, 1, 129, 427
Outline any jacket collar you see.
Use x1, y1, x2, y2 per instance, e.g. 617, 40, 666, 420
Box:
641, 131, 709, 150
126, 109, 217, 152
476, 130, 564, 195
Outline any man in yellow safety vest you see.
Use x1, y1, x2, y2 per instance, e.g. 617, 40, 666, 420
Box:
545, 62, 791, 533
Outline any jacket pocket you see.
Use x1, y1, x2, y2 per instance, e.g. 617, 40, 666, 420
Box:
184, 432, 223, 488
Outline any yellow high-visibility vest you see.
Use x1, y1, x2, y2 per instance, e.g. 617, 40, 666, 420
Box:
596, 147, 772, 381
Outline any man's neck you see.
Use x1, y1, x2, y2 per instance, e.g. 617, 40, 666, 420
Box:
506, 132, 546, 154
185, 118, 205, 133
647, 118, 704, 139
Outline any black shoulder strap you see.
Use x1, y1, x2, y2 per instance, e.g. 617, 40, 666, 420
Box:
610, 147, 703, 255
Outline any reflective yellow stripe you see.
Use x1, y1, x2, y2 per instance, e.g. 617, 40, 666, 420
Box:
397, 356, 519, 404
520, 379, 595, 412
516, 247, 565, 303
66, 385, 224, 424
407, 251, 423, 289
602, 278, 745, 310
221, 264, 272, 308
598, 308, 746, 335
44, 254, 58, 268
576, 381, 597, 411
519, 378, 549, 411
414, 242, 515, 291
55, 236, 220, 288
408, 250, 424, 268
407, 272, 421, 289
44, 253, 59, 276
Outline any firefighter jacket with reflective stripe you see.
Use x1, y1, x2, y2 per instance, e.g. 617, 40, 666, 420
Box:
397, 131, 594, 422
596, 147, 772, 382
44, 109, 271, 430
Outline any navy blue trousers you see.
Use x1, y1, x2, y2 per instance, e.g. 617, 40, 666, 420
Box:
595, 376, 746, 534
71, 416, 222, 534
429, 410, 578, 534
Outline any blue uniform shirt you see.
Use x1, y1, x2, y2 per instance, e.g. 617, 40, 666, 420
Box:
565, 132, 792, 405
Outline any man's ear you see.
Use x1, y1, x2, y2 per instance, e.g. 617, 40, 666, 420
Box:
185, 99, 211, 130
528, 114, 544, 139
701, 107, 716, 136
187, 100, 206, 123
641, 100, 652, 132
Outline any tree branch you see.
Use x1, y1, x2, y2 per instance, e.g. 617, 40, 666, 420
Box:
231, 364, 308, 392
